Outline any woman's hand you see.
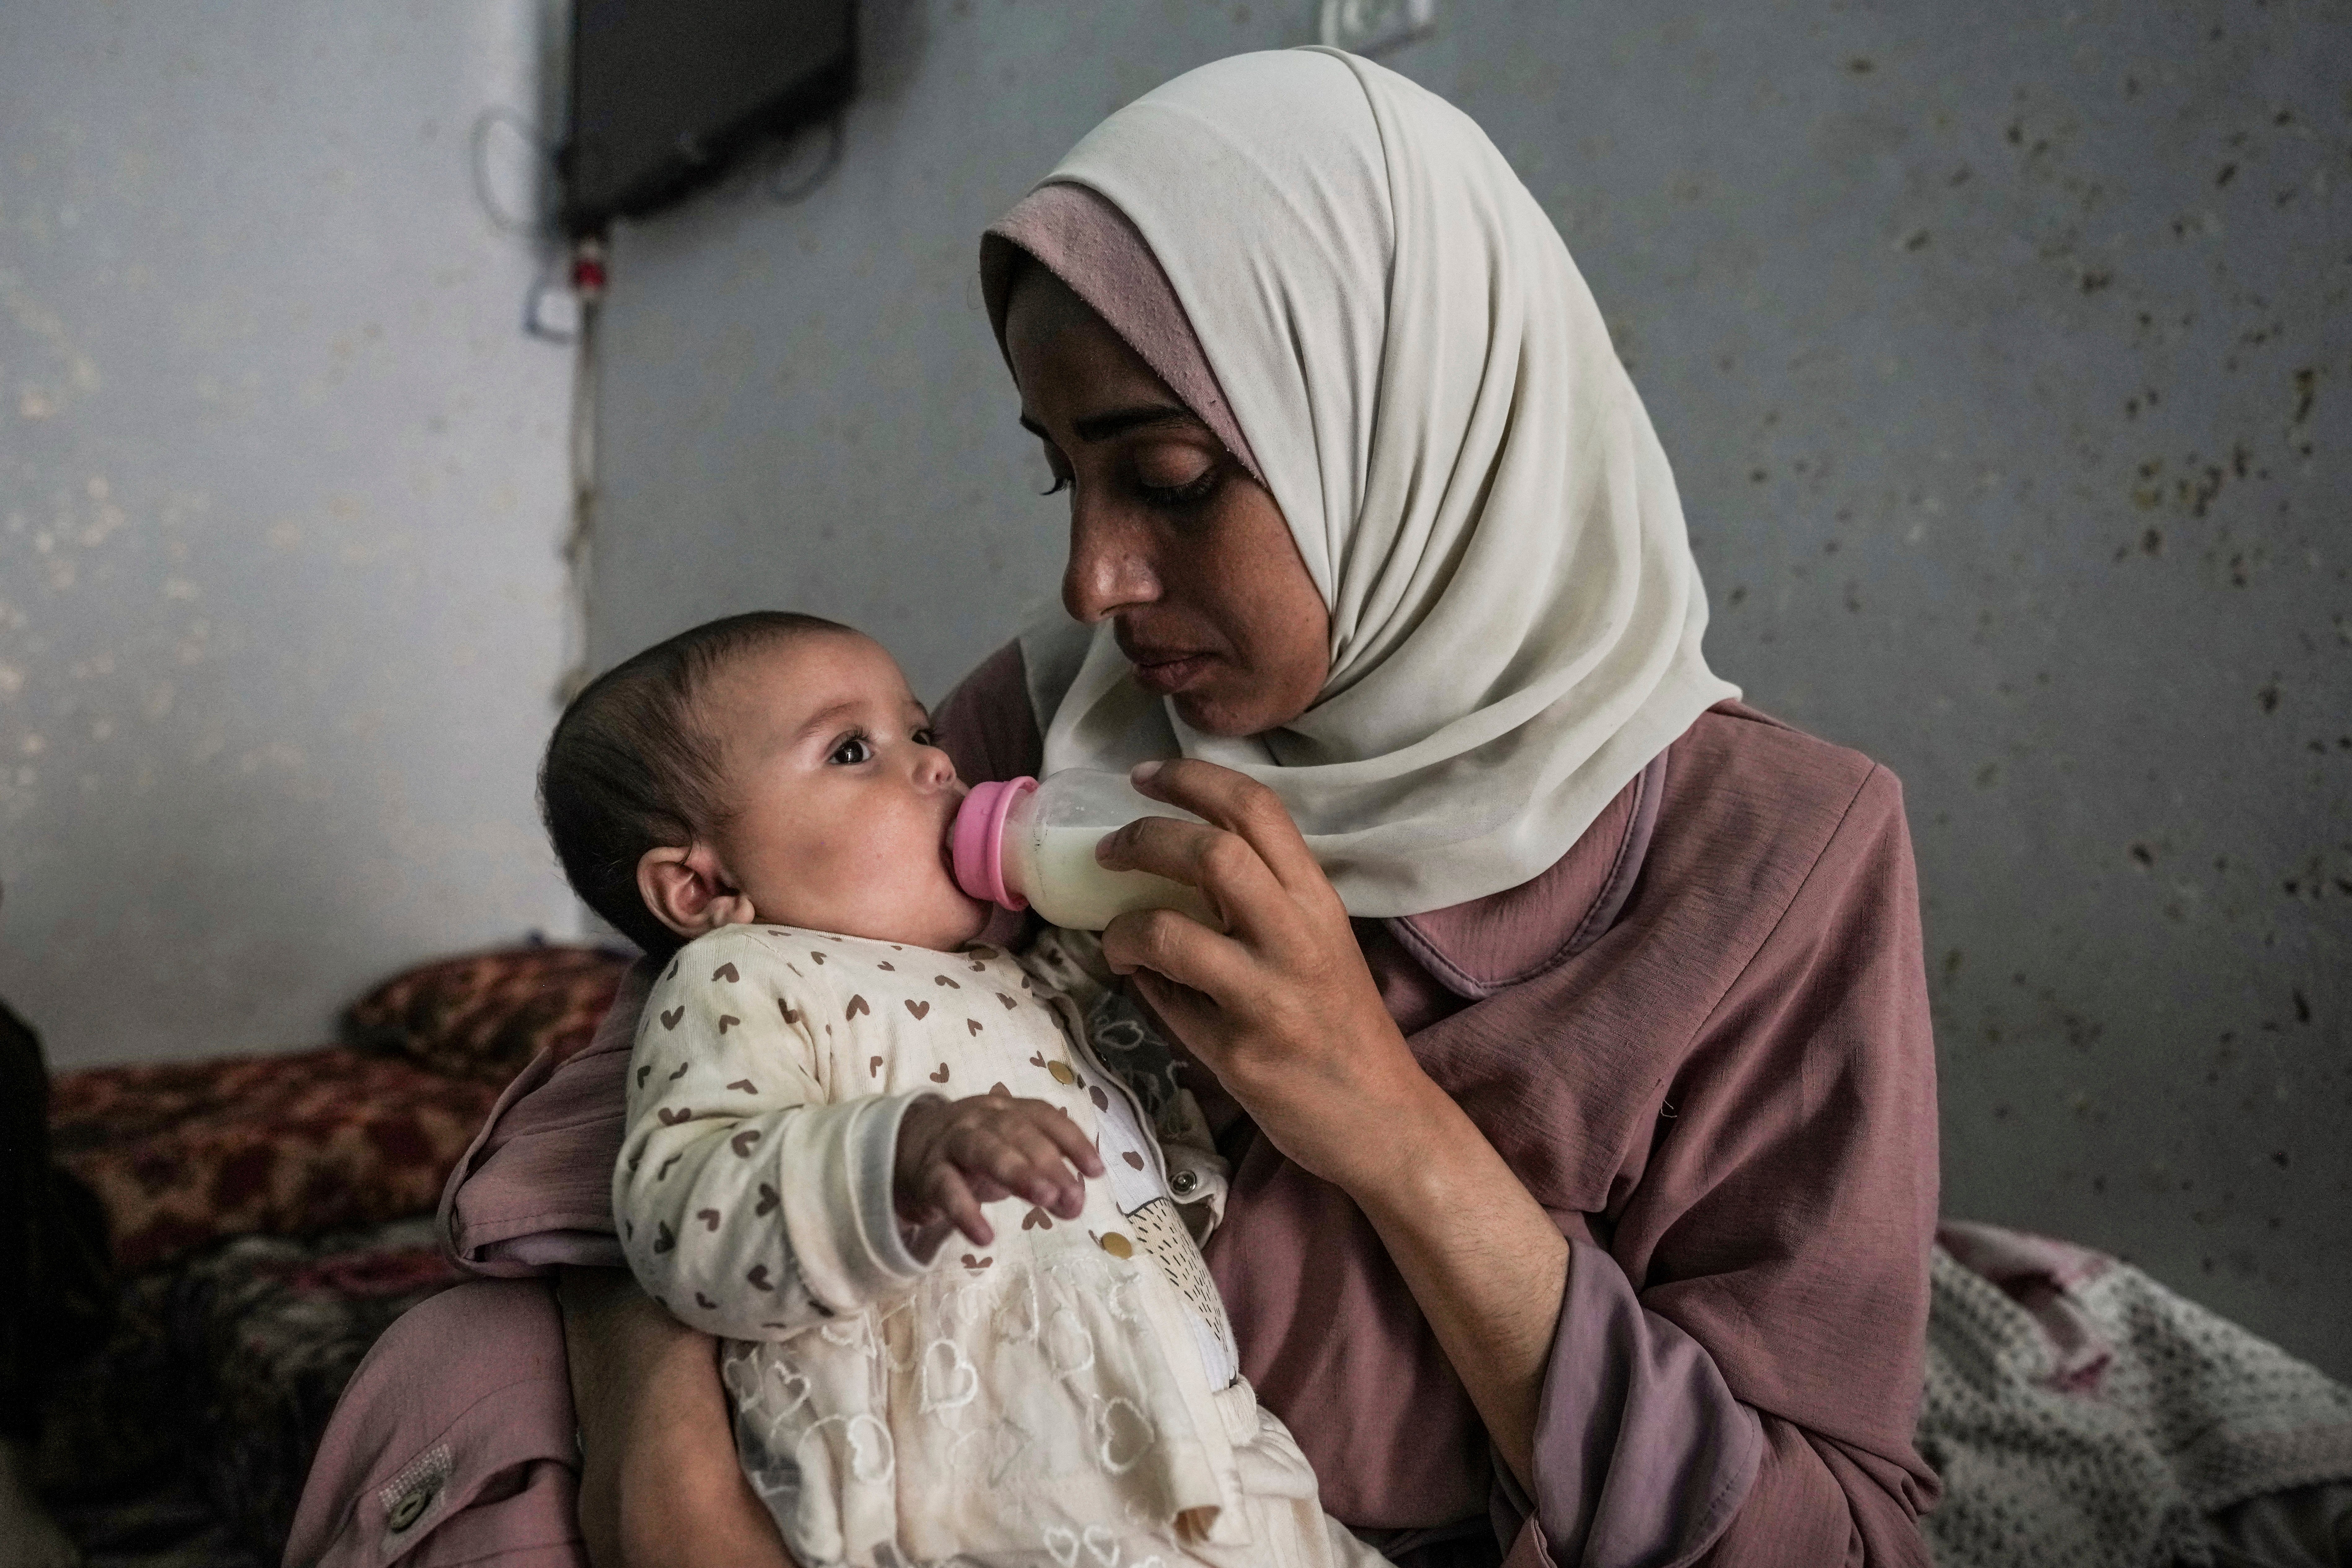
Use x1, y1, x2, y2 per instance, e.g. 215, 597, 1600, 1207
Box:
556, 1268, 797, 1568
1094, 759, 1448, 1192
1095, 759, 1569, 1492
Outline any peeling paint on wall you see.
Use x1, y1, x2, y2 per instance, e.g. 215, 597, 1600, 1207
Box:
0, 2, 578, 1067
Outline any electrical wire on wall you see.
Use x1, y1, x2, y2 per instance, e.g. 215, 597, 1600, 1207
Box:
558, 240, 605, 709
768, 107, 846, 206
466, 103, 600, 706
466, 107, 583, 344
469, 108, 561, 237
466, 99, 848, 710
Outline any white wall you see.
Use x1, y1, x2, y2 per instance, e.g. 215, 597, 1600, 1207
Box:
580, 1, 2351, 1378
0, 1, 581, 1067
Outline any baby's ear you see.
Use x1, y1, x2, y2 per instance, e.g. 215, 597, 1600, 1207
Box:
637, 844, 756, 939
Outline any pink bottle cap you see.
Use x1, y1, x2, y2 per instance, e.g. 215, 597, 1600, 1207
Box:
950, 776, 1036, 910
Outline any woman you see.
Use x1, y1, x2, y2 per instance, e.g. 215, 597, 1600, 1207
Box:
290, 49, 1939, 1568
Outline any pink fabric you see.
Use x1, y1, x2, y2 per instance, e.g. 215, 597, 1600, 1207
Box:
296, 645, 1941, 1568
436, 975, 645, 1276
284, 1278, 582, 1568
1517, 1242, 1762, 1563
1936, 1218, 2118, 1393
1388, 749, 1668, 999
981, 183, 1267, 487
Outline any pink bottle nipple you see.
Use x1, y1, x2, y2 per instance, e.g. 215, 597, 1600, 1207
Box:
950, 777, 1037, 911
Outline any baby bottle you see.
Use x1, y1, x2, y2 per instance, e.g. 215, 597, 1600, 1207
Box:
950, 769, 1221, 931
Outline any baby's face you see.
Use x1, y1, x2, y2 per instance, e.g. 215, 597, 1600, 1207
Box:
696, 630, 988, 952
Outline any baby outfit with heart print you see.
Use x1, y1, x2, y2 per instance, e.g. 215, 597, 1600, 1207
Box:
616, 923, 1393, 1568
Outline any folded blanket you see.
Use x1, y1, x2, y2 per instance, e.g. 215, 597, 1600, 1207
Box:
1919, 1220, 2352, 1568
48, 1048, 500, 1272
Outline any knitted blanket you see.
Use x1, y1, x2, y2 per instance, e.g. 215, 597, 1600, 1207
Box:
1919, 1220, 2352, 1567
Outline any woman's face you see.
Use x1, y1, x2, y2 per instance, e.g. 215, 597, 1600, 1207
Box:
1003, 266, 1329, 739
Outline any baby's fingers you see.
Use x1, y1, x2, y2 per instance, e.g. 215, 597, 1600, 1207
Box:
961, 1171, 1015, 1207
953, 1124, 1086, 1215
1008, 1122, 1094, 1219
926, 1164, 993, 1248
904, 1215, 957, 1264
1038, 1106, 1108, 1179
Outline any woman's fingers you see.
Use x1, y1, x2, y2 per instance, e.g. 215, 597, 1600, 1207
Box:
1096, 813, 1289, 941
1099, 762, 1431, 1191
1097, 901, 1255, 1007
1128, 758, 1331, 902
1123, 967, 1231, 1075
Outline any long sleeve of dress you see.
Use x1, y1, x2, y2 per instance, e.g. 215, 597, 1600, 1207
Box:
1489, 1240, 1759, 1568
1663, 764, 1940, 1566
614, 932, 934, 1341
1497, 761, 1941, 1567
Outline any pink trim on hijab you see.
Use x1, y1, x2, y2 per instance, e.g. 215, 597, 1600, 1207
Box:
981, 183, 1266, 488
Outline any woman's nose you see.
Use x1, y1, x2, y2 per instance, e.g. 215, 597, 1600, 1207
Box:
1061, 503, 1159, 624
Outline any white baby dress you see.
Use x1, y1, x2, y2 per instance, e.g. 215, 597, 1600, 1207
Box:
615, 924, 1387, 1568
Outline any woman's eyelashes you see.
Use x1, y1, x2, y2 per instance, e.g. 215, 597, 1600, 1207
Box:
1036, 452, 1221, 510
1137, 465, 1220, 510
1037, 441, 1072, 497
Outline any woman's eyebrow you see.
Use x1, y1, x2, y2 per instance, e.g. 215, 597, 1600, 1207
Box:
1018, 403, 1195, 444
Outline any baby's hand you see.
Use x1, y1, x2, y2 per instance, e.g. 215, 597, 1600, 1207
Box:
894, 1091, 1105, 1254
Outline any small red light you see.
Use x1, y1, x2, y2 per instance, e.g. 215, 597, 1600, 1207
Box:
570, 243, 607, 299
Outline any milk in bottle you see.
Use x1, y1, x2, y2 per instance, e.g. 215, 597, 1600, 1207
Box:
950, 770, 1221, 931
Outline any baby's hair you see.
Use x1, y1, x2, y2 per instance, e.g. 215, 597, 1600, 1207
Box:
540, 610, 852, 956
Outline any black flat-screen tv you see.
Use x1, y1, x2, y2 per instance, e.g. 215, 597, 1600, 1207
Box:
561, 0, 854, 235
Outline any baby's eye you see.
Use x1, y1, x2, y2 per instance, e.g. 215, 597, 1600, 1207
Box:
829, 734, 874, 766
912, 725, 937, 747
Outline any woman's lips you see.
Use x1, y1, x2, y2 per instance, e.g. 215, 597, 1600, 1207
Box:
1128, 650, 1214, 695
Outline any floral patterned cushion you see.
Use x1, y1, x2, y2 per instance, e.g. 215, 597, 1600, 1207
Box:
340, 941, 633, 1084
34, 943, 632, 1558
46, 1048, 500, 1273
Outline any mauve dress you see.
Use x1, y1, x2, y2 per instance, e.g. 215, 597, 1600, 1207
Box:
286, 642, 1941, 1568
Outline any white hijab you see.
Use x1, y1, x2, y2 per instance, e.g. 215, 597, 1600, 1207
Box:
1016, 48, 1737, 919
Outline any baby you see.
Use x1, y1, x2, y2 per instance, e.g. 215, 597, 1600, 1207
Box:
538, 611, 1386, 1568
